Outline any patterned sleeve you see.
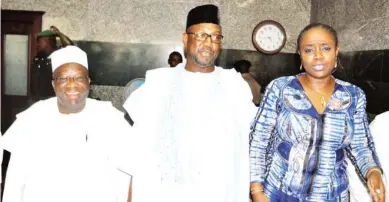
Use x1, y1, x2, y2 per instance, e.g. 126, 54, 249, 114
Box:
250, 79, 280, 183
347, 88, 381, 179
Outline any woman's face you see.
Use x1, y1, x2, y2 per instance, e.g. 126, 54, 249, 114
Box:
299, 27, 339, 79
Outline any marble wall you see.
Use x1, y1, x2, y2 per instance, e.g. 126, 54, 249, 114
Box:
336, 50, 389, 114
311, 0, 389, 52
3, 0, 389, 114
90, 85, 125, 111
79, 41, 301, 111
1, 0, 310, 52
77, 41, 300, 87
310, 0, 389, 115
82, 40, 389, 114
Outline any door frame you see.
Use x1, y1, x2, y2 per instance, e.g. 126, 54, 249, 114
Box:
1, 10, 45, 133
1, 9, 45, 97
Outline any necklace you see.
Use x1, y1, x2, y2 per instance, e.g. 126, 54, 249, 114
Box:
303, 75, 333, 107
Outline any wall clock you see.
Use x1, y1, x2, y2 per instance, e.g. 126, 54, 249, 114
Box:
252, 20, 286, 54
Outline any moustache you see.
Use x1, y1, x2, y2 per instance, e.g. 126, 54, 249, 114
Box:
198, 48, 214, 55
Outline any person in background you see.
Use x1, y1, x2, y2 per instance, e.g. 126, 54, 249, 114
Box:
123, 4, 256, 202
31, 25, 73, 98
348, 110, 388, 202
0, 46, 132, 202
234, 59, 261, 106
249, 23, 385, 202
168, 51, 183, 67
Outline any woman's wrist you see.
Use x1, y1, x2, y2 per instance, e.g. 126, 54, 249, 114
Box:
250, 183, 264, 195
366, 167, 382, 179
250, 187, 264, 195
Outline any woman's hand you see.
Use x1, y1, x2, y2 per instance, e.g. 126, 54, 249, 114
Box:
367, 169, 386, 202
251, 183, 269, 202
251, 191, 270, 202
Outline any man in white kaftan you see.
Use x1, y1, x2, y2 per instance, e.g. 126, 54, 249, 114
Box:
0, 46, 132, 202
348, 111, 388, 202
123, 4, 256, 202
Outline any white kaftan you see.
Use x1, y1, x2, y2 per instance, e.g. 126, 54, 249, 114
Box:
0, 98, 132, 202
123, 64, 257, 202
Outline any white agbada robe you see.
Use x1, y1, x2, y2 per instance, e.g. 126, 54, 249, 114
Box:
0, 97, 132, 202
348, 111, 388, 202
123, 64, 257, 202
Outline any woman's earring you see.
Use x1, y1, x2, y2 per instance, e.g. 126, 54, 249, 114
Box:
332, 62, 338, 73
300, 64, 302, 71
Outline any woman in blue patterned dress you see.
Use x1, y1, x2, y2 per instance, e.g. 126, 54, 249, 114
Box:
249, 23, 386, 202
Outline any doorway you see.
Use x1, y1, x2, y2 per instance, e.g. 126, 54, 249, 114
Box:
1, 10, 44, 133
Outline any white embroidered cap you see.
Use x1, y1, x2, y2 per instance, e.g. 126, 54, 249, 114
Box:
49, 45, 88, 72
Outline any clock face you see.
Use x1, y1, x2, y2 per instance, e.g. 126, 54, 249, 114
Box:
252, 20, 286, 54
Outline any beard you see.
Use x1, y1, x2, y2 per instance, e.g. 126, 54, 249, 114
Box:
187, 48, 218, 67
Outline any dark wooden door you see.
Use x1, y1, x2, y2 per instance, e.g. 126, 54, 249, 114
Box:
1, 10, 44, 133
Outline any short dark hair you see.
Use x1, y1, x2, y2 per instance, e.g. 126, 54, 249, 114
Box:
296, 23, 338, 52
169, 51, 183, 61
233, 60, 251, 73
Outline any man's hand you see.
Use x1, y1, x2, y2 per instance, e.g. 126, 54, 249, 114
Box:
367, 169, 386, 202
49, 25, 74, 46
50, 26, 60, 36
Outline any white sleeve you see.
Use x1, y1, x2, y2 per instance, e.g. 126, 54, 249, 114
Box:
370, 115, 389, 174
121, 74, 153, 175
112, 123, 135, 176
369, 115, 388, 201
123, 68, 163, 124
0, 117, 33, 202
233, 72, 258, 138
104, 106, 134, 175
106, 103, 148, 180
233, 74, 258, 201
347, 157, 372, 202
2, 151, 27, 202
347, 113, 389, 202
0, 116, 33, 154
123, 83, 148, 124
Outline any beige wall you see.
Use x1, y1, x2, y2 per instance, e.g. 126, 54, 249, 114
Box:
311, 0, 389, 52
1, 0, 311, 53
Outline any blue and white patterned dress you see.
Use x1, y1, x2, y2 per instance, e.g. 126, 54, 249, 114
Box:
250, 74, 382, 202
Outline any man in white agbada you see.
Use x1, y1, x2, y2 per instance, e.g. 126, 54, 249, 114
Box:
123, 4, 256, 202
348, 112, 388, 202
0, 46, 132, 202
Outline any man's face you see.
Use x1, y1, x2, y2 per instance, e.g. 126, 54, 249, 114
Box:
52, 63, 90, 113
37, 36, 56, 56
183, 23, 222, 68
168, 55, 183, 67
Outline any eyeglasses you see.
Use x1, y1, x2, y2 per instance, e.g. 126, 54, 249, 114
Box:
53, 76, 90, 84
186, 32, 223, 44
